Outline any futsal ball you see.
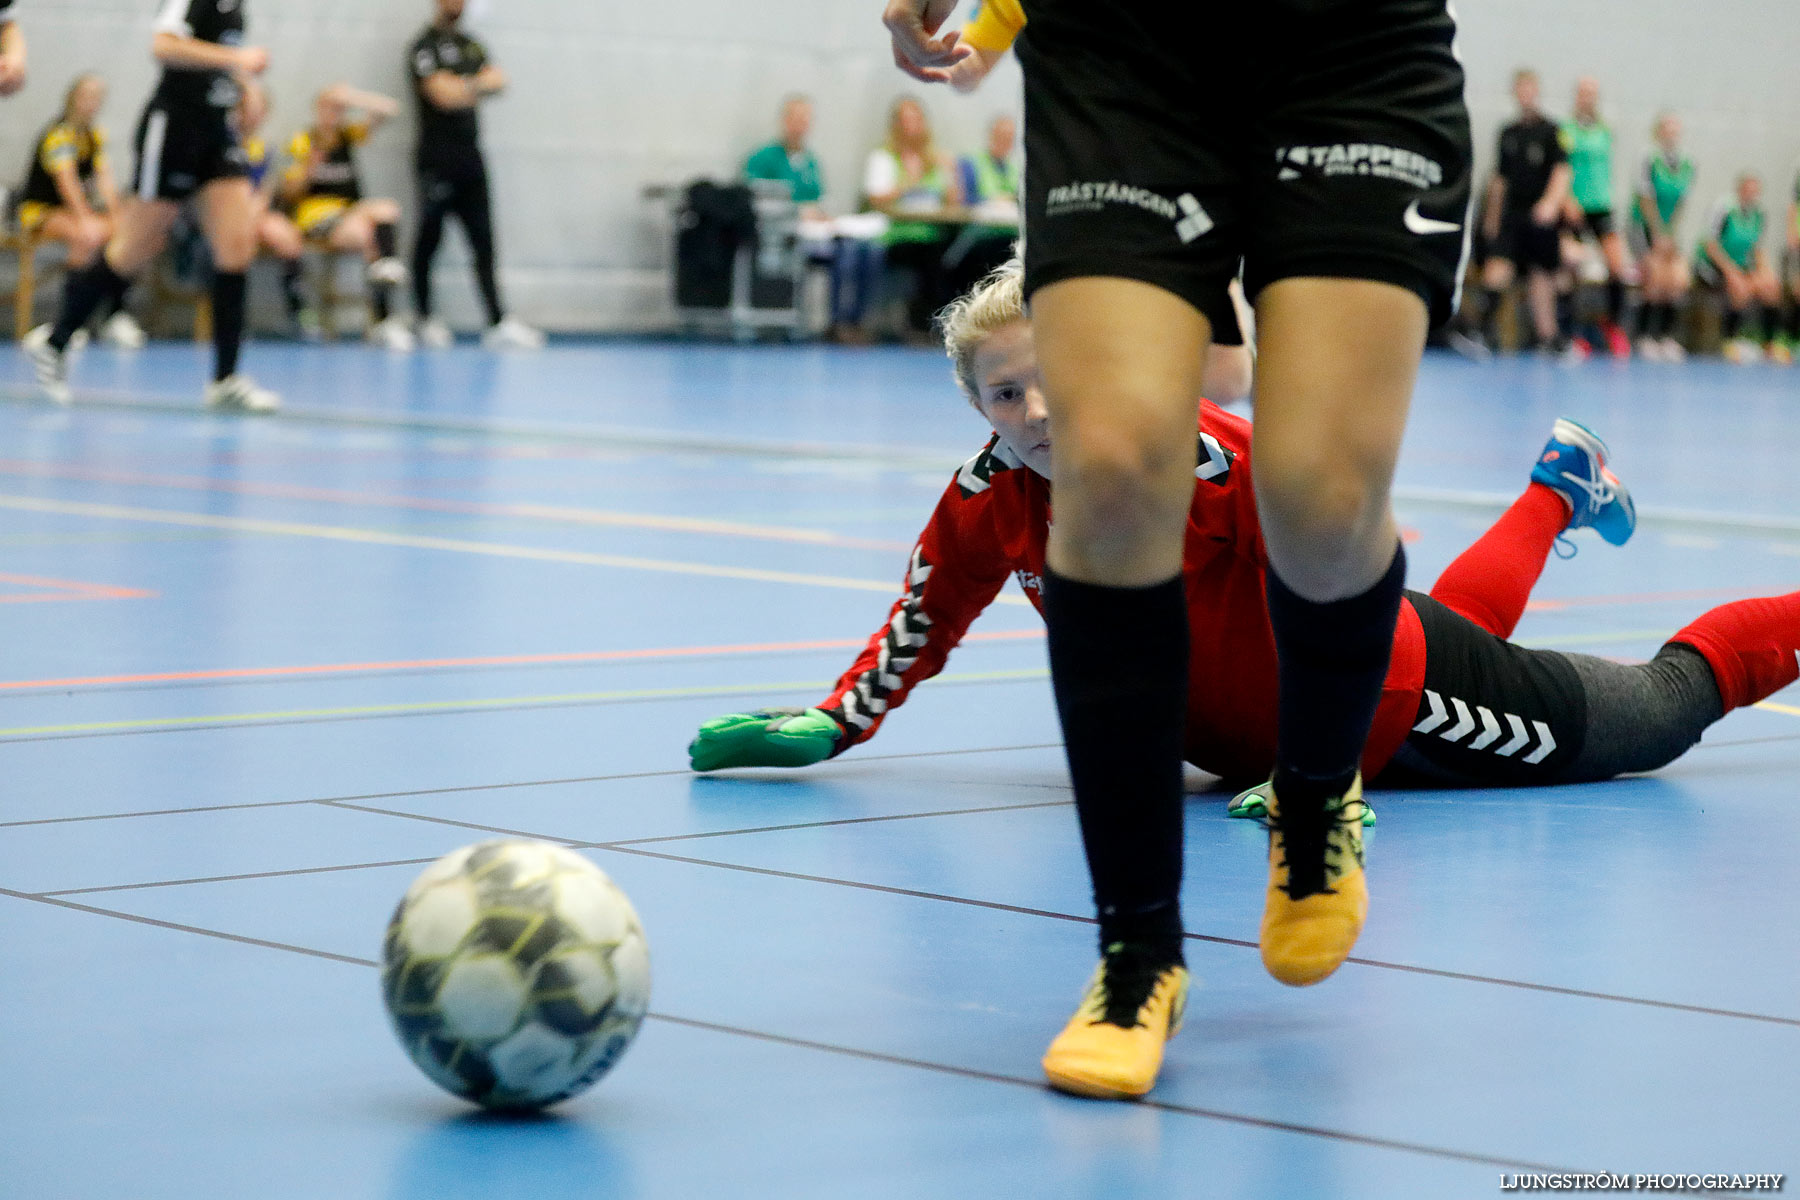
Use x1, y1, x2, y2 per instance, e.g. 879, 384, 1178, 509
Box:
380, 839, 651, 1110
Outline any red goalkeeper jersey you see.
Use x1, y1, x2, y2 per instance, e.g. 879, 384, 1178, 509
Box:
818, 401, 1427, 783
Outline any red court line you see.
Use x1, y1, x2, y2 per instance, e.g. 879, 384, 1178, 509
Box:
0, 573, 154, 603
0, 629, 1047, 692
0, 460, 914, 552
1523, 586, 1752, 613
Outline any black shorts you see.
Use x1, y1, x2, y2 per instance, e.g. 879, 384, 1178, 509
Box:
1489, 208, 1562, 272
1570, 208, 1615, 240
1016, 0, 1473, 332
131, 104, 248, 204
1376, 593, 1587, 788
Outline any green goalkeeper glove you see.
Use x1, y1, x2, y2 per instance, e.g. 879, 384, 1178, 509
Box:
1227, 780, 1377, 826
688, 707, 845, 772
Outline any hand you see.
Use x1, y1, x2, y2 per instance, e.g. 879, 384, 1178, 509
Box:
1530, 197, 1559, 227
884, 0, 971, 83
74, 213, 109, 249
0, 52, 25, 96
947, 46, 997, 93
237, 45, 269, 75
689, 707, 844, 772
1227, 780, 1376, 826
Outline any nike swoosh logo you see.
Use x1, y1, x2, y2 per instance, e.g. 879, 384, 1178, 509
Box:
1403, 199, 1461, 235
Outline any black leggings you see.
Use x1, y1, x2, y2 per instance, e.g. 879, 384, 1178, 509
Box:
1378, 593, 1725, 788
412, 156, 503, 325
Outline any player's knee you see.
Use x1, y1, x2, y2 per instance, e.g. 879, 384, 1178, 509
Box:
1255, 445, 1388, 551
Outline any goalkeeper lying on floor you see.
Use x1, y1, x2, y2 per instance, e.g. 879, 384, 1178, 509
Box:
691, 261, 1800, 805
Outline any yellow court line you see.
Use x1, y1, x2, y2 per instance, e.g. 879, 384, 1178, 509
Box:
1754, 700, 1800, 718
0, 668, 1050, 738
0, 494, 1030, 606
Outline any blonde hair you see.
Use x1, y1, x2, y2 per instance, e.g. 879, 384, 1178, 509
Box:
885, 95, 939, 161
938, 258, 1025, 401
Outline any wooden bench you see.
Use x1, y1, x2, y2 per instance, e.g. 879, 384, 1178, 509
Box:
2, 227, 49, 340
304, 240, 372, 341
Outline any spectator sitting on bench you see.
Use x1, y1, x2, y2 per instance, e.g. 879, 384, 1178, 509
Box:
14, 74, 146, 347
281, 82, 412, 350
944, 113, 1019, 301
1697, 172, 1787, 366
864, 96, 962, 341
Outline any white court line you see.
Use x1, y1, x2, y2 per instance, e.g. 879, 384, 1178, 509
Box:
0, 494, 1033, 604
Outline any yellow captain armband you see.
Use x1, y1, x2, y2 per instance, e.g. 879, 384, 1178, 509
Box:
961, 0, 1025, 53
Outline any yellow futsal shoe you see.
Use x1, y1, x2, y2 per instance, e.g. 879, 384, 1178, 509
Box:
1042, 944, 1189, 1100
1259, 775, 1371, 987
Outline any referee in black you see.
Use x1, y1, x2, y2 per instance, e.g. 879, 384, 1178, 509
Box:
890, 0, 1472, 1099
26, 0, 278, 410
1469, 68, 1573, 353
407, 0, 541, 350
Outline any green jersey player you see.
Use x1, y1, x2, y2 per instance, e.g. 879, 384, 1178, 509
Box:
1559, 77, 1629, 355
1629, 112, 1695, 361
1697, 173, 1787, 365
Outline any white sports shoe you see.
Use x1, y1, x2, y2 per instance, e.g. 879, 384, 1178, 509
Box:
366, 256, 409, 286
481, 315, 546, 351
99, 311, 148, 350
416, 317, 454, 349
1724, 338, 1762, 365
367, 316, 417, 352
1658, 336, 1685, 362
204, 373, 281, 413
22, 324, 72, 404
1636, 335, 1666, 363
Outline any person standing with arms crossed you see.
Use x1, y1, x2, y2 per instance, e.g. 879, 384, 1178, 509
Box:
886, 0, 1471, 1098
25, 0, 278, 411
407, 0, 542, 351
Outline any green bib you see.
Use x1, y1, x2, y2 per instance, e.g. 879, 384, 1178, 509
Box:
1560, 119, 1613, 214
1634, 153, 1694, 228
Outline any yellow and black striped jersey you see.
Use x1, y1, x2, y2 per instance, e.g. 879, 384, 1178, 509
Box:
19, 121, 106, 207
281, 122, 368, 203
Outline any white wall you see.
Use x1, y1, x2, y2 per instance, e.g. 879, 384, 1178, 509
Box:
5, 1, 1796, 332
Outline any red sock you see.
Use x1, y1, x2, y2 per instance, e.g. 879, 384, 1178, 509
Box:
1671, 593, 1800, 711
1427, 483, 1568, 637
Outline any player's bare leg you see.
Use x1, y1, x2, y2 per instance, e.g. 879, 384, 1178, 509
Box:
1250, 277, 1425, 986
1030, 276, 1208, 1098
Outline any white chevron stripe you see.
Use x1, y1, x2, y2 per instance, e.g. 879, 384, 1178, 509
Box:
1412, 689, 1448, 734
1523, 720, 1557, 764
1496, 713, 1530, 756
1469, 705, 1502, 750
1441, 697, 1476, 743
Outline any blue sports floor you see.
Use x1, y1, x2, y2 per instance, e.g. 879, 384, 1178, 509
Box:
0, 339, 1796, 1198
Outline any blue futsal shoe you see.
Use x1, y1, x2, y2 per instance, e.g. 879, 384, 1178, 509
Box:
1531, 419, 1636, 547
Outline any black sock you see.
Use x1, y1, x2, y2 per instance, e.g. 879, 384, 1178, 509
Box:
1043, 568, 1188, 963
212, 271, 246, 382
371, 283, 393, 323
93, 276, 130, 324
1754, 303, 1774, 343
281, 260, 306, 320
374, 220, 398, 260
1267, 544, 1407, 812
1786, 301, 1800, 341
51, 257, 129, 350
1554, 287, 1575, 342
1605, 278, 1624, 326
1723, 307, 1743, 340
1655, 302, 1676, 339
1479, 286, 1504, 343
